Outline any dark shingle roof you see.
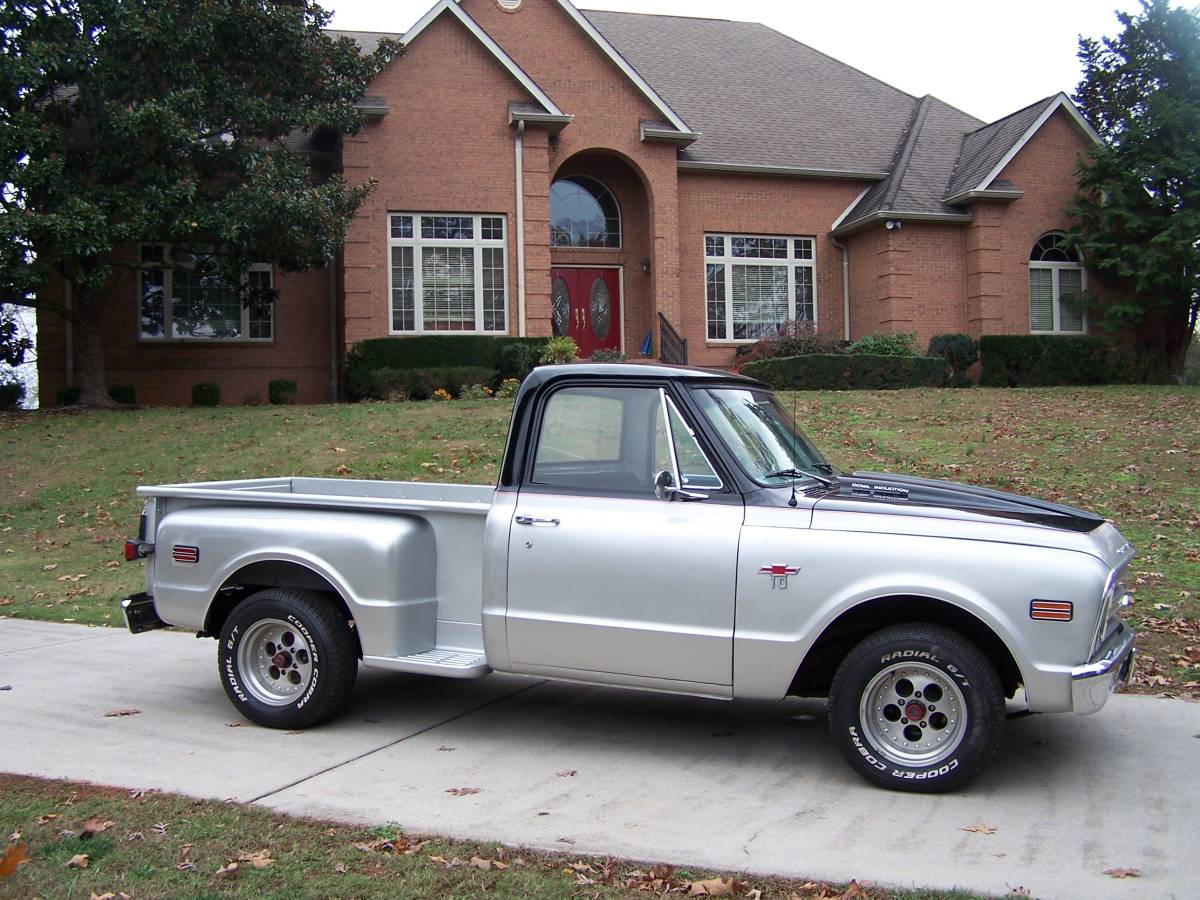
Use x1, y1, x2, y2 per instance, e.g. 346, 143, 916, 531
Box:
582, 10, 918, 176
944, 95, 1057, 199
841, 95, 983, 227
326, 29, 399, 55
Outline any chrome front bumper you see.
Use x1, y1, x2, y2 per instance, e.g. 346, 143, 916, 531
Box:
1071, 624, 1135, 715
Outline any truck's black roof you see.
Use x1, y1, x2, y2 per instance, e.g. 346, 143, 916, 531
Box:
518, 362, 763, 393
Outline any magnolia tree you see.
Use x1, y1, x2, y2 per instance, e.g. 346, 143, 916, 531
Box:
0, 0, 398, 406
1069, 0, 1200, 375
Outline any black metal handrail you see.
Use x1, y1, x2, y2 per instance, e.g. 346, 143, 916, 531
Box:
658, 312, 688, 365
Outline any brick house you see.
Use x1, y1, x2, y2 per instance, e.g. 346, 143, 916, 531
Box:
36, 0, 1104, 405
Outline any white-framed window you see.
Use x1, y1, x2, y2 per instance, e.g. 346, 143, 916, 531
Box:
388, 213, 507, 333
704, 233, 815, 341
1028, 233, 1085, 334
139, 244, 273, 341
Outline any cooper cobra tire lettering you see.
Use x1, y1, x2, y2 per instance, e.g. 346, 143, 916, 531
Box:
216, 588, 357, 730
829, 623, 1005, 793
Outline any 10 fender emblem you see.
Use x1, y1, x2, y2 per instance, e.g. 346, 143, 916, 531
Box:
759, 563, 800, 590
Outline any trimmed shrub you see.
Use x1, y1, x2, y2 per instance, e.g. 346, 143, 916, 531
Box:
734, 320, 844, 367
268, 379, 299, 405
539, 336, 579, 365
848, 331, 920, 357
363, 366, 498, 401
0, 379, 25, 411
979, 335, 1139, 387
498, 342, 539, 382
742, 354, 945, 391
192, 382, 220, 406
108, 384, 136, 405
345, 336, 547, 400
458, 383, 494, 400
927, 334, 978, 387
590, 348, 627, 362
56, 386, 81, 405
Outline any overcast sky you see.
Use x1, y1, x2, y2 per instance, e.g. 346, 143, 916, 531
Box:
325, 0, 1160, 123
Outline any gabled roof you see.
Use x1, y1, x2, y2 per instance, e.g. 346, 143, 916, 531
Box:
944, 92, 1101, 202
834, 95, 982, 233
401, 0, 565, 117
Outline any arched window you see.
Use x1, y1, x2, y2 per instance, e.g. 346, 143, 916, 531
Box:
1028, 232, 1084, 333
549, 176, 620, 248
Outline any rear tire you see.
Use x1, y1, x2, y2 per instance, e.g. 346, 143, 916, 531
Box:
218, 588, 357, 729
828, 623, 1005, 792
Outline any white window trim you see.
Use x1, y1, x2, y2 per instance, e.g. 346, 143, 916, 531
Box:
1029, 260, 1086, 334
137, 244, 273, 342
387, 213, 508, 335
703, 232, 817, 343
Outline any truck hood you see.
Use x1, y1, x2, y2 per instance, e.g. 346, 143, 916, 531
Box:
822, 471, 1106, 534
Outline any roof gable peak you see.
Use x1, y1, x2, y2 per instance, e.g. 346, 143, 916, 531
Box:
403, 0, 564, 116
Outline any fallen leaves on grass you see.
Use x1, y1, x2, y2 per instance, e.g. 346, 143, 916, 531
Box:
152, 821, 168, 835
236, 849, 274, 869
1104, 867, 1142, 879
102, 708, 141, 718
214, 861, 239, 879
65, 853, 89, 869
353, 834, 428, 856
469, 856, 510, 871
0, 844, 31, 878
125, 832, 143, 842
80, 817, 115, 839
445, 787, 481, 796
89, 892, 132, 900
334, 465, 352, 475
35, 814, 58, 825
960, 823, 997, 834
684, 876, 740, 896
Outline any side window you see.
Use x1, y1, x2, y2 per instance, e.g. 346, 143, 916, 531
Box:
654, 398, 722, 490
531, 386, 658, 493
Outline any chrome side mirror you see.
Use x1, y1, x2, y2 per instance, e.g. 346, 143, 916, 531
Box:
653, 469, 707, 502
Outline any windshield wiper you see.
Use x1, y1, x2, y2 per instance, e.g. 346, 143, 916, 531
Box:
812, 462, 836, 474
764, 467, 837, 489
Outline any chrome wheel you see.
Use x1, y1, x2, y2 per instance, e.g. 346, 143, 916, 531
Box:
237, 618, 314, 706
859, 662, 967, 767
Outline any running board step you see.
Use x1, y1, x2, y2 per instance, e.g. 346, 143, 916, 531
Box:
363, 648, 491, 679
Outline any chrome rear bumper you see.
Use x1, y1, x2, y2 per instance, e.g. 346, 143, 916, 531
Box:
1071, 624, 1135, 715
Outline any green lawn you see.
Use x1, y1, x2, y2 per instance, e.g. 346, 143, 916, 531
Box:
0, 386, 1196, 696
0, 775, 982, 899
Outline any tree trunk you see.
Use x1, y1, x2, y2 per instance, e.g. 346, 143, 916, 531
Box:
72, 293, 116, 408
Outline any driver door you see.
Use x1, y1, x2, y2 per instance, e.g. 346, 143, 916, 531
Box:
505, 384, 743, 689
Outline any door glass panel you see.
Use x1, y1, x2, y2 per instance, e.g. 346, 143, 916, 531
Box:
531, 387, 658, 493
551, 276, 569, 337
589, 277, 611, 341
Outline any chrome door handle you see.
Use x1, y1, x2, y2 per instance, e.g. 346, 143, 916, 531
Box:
515, 515, 560, 527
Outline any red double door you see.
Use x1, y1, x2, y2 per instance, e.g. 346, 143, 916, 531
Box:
550, 267, 621, 358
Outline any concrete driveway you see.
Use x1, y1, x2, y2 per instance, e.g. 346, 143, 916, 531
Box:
2, 619, 1196, 900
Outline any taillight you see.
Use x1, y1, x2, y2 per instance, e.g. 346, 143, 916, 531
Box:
124, 540, 153, 561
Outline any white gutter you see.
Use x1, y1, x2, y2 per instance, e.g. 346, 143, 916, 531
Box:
514, 120, 527, 337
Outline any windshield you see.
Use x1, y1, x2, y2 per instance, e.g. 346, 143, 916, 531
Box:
692, 387, 832, 486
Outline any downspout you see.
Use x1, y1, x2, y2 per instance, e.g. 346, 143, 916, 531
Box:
829, 236, 850, 341
328, 261, 339, 403
514, 120, 527, 337
64, 278, 74, 388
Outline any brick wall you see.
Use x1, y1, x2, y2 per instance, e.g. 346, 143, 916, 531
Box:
36, 256, 334, 407
967, 107, 1096, 336
676, 172, 866, 368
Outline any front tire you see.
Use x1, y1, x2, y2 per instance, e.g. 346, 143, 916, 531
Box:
828, 623, 1005, 792
218, 588, 357, 729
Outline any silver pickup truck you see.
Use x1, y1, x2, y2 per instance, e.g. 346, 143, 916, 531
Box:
121, 363, 1134, 792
